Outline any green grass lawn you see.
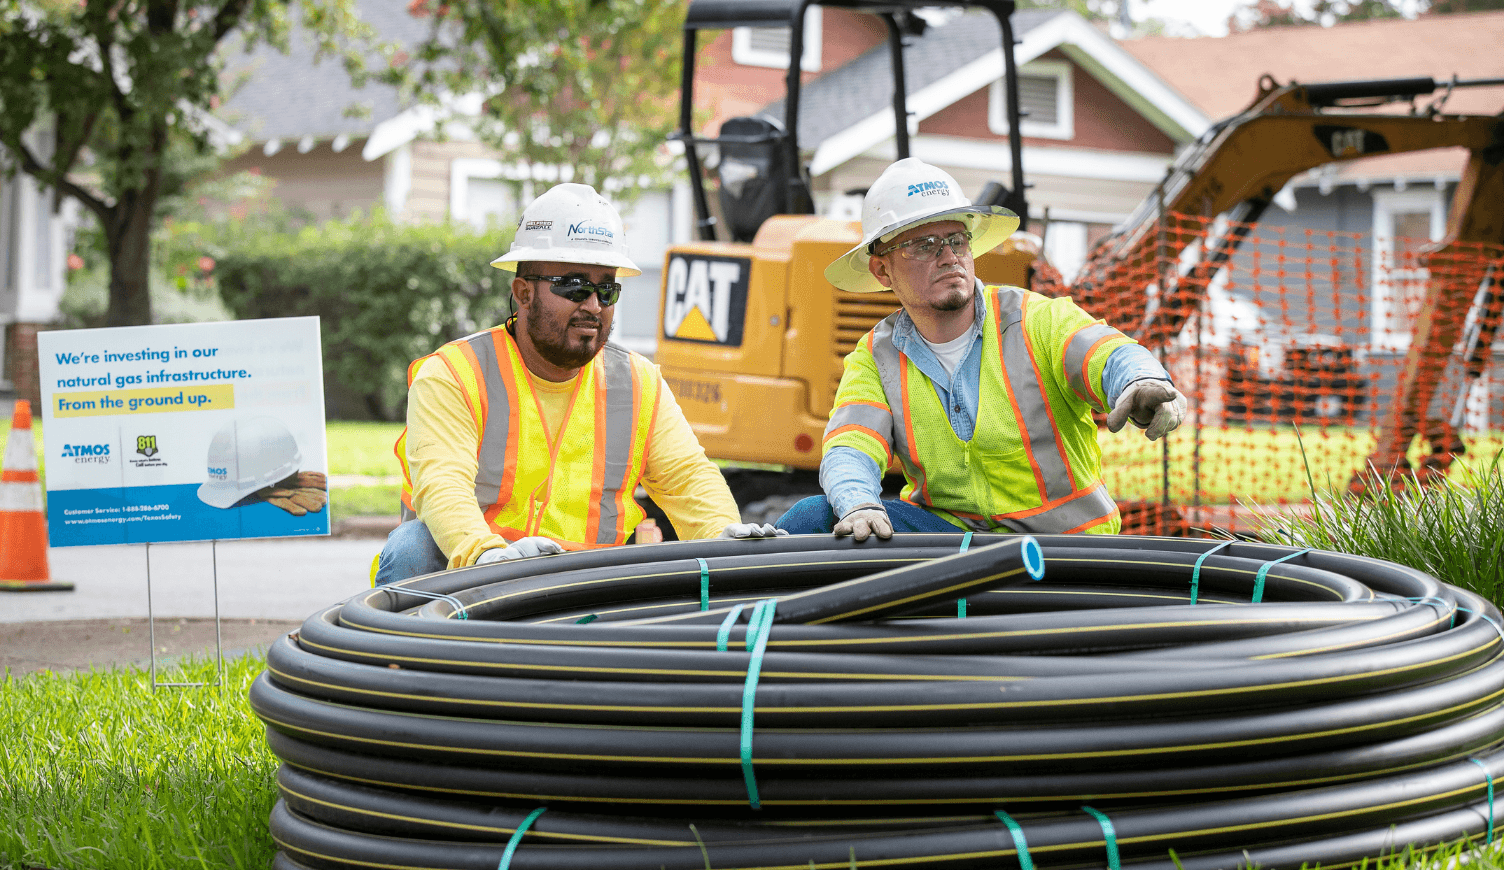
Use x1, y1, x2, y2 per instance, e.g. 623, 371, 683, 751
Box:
0, 656, 278, 870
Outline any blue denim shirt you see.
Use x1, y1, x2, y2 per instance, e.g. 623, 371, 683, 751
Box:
821, 284, 1172, 518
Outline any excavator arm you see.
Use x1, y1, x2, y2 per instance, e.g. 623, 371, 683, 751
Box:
1063, 75, 1504, 486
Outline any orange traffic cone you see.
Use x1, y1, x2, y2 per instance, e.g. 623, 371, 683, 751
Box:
1, 400, 72, 591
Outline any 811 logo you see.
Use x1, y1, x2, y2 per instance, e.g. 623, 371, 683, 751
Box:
131, 433, 168, 468
662, 254, 750, 346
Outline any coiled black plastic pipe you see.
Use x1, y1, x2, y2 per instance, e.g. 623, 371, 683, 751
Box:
251, 533, 1504, 869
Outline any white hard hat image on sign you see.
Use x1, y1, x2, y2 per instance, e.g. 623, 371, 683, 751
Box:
197, 415, 304, 509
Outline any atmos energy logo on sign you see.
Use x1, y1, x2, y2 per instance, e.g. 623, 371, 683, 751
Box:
662, 254, 750, 346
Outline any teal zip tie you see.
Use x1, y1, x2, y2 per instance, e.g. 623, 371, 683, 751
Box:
739, 598, 778, 809
1456, 607, 1504, 642
958, 532, 974, 618
1401, 596, 1456, 629
1472, 758, 1496, 844
994, 810, 1035, 870
1251, 548, 1310, 604
497, 806, 546, 870
697, 558, 710, 611
1081, 805, 1120, 870
387, 586, 469, 619
716, 604, 746, 652
1189, 539, 1235, 606
574, 614, 598, 624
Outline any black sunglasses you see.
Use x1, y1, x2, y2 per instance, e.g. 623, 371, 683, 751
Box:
522, 275, 623, 306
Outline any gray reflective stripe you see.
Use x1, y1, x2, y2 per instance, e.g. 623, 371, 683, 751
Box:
1063, 323, 1120, 409
994, 288, 1076, 502
867, 314, 911, 461
825, 402, 893, 444
1001, 484, 1118, 534
595, 345, 637, 545
468, 332, 513, 510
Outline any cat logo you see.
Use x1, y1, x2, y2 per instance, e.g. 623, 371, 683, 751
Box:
136, 434, 158, 458
662, 254, 750, 346
1313, 125, 1390, 159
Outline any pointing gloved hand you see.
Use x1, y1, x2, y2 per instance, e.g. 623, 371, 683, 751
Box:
833, 503, 893, 542
475, 536, 564, 565
719, 523, 791, 539
1106, 379, 1188, 441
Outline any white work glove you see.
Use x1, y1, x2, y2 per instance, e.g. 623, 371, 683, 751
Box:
1106, 379, 1188, 441
718, 523, 790, 539
475, 536, 564, 564
833, 504, 893, 542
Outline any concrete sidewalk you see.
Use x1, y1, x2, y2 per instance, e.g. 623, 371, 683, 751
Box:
4, 536, 383, 623
1, 536, 388, 675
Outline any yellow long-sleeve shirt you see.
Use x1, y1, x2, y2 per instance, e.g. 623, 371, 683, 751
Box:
404, 353, 741, 569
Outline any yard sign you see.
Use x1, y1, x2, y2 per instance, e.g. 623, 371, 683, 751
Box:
37, 317, 329, 546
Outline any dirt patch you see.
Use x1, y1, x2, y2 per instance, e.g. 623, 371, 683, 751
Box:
0, 617, 301, 676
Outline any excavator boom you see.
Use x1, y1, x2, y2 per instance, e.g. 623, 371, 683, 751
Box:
1061, 75, 1504, 486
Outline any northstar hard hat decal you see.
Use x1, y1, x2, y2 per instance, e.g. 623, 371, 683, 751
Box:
662, 254, 750, 346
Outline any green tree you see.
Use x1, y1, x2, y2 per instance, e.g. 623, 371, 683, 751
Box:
0, 0, 387, 327
1226, 0, 1504, 31
400, 0, 685, 204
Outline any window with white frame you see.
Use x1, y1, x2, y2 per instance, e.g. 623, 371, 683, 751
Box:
732, 7, 821, 71
450, 158, 524, 231
1370, 187, 1445, 352
989, 59, 1074, 141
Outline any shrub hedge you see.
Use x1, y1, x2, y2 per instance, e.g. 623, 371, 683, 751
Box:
213, 213, 515, 420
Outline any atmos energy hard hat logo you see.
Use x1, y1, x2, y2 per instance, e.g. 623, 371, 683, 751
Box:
662, 253, 750, 346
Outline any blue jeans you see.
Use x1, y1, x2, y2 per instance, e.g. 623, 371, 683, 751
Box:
775, 496, 964, 535
373, 519, 450, 586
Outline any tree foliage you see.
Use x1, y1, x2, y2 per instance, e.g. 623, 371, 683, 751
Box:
1228, 0, 1504, 31
212, 211, 514, 420
0, 0, 386, 326
399, 0, 685, 204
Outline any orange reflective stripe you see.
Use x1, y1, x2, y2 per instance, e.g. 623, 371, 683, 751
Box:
1018, 295, 1078, 493
994, 311, 1049, 502
823, 423, 890, 446
585, 362, 610, 545
897, 360, 930, 506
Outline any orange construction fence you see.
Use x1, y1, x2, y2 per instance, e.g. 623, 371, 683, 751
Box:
1053, 212, 1504, 537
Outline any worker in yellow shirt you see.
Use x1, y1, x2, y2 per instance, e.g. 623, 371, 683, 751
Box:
375, 183, 784, 585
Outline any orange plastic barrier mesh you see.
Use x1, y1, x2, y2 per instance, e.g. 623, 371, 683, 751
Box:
1054, 212, 1504, 536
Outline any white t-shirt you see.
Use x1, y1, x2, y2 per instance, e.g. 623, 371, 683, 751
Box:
920, 330, 973, 380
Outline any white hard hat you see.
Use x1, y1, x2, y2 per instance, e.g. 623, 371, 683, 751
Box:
825, 158, 1020, 293
196, 416, 303, 509
490, 182, 641, 277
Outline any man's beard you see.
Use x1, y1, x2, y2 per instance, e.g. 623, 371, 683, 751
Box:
930, 270, 972, 311
529, 312, 607, 369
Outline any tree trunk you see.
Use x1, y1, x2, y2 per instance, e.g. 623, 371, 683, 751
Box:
104, 196, 155, 327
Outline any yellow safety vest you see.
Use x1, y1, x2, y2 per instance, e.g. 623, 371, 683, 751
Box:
396, 326, 660, 549
824, 285, 1132, 534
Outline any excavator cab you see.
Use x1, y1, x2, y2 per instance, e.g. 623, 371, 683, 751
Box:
715, 115, 811, 243
670, 0, 1029, 243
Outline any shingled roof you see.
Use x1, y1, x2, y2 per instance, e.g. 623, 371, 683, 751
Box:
216, 1, 427, 144
760, 8, 1063, 151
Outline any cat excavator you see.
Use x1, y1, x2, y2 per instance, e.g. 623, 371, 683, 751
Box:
1057, 74, 1504, 489
654, 0, 1504, 529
